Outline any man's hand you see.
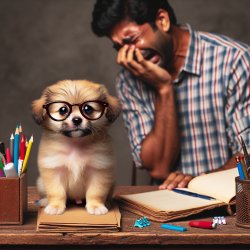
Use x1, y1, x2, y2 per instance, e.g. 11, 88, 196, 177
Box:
117, 45, 171, 90
159, 171, 193, 190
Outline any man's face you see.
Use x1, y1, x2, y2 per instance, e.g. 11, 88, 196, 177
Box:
110, 19, 173, 68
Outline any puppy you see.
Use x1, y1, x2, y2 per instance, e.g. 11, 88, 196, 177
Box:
32, 80, 121, 215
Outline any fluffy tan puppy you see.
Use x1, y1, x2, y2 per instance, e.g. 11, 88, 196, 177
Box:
32, 80, 121, 215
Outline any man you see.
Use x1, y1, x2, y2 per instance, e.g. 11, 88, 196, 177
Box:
91, 0, 250, 189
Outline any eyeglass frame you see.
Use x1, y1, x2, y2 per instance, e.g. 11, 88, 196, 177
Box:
43, 100, 108, 121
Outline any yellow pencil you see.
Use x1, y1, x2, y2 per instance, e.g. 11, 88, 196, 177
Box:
21, 135, 33, 173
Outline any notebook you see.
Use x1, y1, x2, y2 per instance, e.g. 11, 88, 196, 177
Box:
37, 203, 121, 232
116, 168, 238, 222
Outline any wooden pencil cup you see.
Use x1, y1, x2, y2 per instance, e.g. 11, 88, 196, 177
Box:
0, 173, 27, 224
235, 177, 250, 228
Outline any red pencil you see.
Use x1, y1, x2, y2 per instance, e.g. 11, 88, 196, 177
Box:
20, 134, 26, 160
5, 147, 12, 164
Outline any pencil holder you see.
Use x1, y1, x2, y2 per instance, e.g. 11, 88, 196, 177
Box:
235, 177, 250, 228
0, 173, 27, 224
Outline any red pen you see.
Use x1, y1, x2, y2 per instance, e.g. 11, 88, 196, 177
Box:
189, 221, 217, 229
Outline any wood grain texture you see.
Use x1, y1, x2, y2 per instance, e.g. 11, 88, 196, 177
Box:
0, 186, 250, 249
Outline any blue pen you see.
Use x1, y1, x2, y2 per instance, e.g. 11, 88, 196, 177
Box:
236, 156, 245, 180
172, 189, 215, 200
161, 224, 187, 232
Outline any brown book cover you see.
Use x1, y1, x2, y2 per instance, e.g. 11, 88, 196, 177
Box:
116, 168, 238, 222
37, 203, 121, 232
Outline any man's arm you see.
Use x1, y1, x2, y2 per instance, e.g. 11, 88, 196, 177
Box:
140, 83, 180, 179
118, 45, 181, 179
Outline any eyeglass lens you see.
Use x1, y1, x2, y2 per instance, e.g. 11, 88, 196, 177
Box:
48, 102, 70, 121
47, 101, 106, 121
82, 102, 104, 120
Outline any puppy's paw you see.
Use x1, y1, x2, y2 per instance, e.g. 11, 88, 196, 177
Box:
86, 204, 108, 215
44, 204, 66, 215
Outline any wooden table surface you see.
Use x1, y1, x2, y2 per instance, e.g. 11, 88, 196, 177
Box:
0, 186, 250, 250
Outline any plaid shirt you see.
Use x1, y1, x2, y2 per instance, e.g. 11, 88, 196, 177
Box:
116, 25, 250, 176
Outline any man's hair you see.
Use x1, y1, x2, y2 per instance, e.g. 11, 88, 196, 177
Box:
91, 0, 177, 37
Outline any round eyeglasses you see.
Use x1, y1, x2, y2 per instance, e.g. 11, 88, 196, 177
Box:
43, 101, 108, 121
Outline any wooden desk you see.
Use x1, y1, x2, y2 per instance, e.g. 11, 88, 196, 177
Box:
0, 186, 250, 250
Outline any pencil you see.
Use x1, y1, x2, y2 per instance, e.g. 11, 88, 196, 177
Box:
20, 134, 26, 160
240, 136, 250, 177
13, 126, 20, 172
19, 124, 23, 134
21, 135, 33, 174
5, 147, 11, 164
240, 156, 249, 180
0, 142, 5, 158
10, 133, 14, 162
0, 158, 5, 177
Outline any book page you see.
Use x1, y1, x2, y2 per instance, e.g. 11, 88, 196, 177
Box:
187, 168, 238, 203
119, 189, 222, 212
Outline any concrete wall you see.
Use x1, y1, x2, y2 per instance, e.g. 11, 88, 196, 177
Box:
0, 0, 249, 186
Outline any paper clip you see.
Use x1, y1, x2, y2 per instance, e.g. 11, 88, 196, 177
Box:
134, 217, 150, 228
221, 216, 227, 225
213, 216, 226, 225
213, 217, 218, 225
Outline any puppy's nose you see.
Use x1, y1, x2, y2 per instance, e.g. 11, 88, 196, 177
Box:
72, 117, 82, 126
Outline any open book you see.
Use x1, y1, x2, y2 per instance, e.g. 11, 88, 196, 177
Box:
37, 204, 121, 232
117, 168, 238, 222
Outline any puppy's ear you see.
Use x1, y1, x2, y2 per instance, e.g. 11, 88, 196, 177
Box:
105, 94, 121, 123
31, 95, 47, 125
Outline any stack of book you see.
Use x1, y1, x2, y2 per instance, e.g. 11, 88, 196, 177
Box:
37, 204, 121, 232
